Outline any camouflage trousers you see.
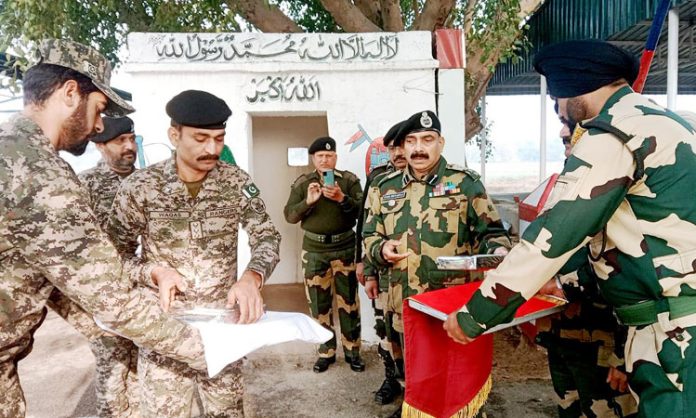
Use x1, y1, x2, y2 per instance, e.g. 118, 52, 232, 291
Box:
374, 291, 403, 364
138, 350, 243, 418
547, 340, 637, 418
626, 321, 696, 417
91, 335, 140, 418
0, 360, 25, 418
302, 248, 361, 358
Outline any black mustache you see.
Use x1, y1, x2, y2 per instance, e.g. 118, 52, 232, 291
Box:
197, 155, 219, 161
122, 151, 136, 158
410, 153, 429, 159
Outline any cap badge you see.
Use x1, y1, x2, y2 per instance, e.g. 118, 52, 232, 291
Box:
325, 143, 331, 150
82, 61, 98, 79
420, 112, 432, 128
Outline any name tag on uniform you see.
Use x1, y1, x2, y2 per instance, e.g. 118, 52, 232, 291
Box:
206, 207, 236, 218
150, 211, 190, 219
381, 191, 406, 202
190, 221, 203, 239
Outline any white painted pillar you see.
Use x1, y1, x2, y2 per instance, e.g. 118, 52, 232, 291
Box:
480, 95, 486, 182
540, 76, 547, 182
667, 8, 679, 110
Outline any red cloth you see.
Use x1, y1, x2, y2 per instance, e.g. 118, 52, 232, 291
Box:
403, 282, 561, 417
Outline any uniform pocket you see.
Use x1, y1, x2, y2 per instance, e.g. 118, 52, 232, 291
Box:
427, 195, 464, 234
380, 198, 407, 235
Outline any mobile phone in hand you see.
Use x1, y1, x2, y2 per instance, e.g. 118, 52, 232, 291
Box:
323, 170, 335, 186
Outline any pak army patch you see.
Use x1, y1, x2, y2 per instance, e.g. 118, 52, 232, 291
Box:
249, 197, 266, 214
242, 183, 260, 198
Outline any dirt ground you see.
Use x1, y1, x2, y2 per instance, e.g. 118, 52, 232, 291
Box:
19, 309, 556, 418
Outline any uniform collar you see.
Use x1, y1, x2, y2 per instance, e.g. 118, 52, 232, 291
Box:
96, 159, 133, 179
402, 157, 447, 187
11, 114, 57, 156
162, 156, 222, 199
314, 169, 343, 178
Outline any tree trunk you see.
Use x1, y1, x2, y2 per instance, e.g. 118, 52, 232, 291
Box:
231, 0, 302, 32
412, 0, 456, 31
319, 0, 382, 32
380, 0, 404, 32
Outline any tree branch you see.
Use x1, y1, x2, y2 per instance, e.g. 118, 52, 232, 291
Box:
231, 0, 302, 32
412, 0, 456, 31
463, 0, 477, 38
319, 0, 382, 31
380, 0, 404, 31
354, 0, 382, 27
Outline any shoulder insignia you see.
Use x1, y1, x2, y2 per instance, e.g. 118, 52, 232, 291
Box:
446, 164, 481, 181
377, 170, 402, 186
249, 197, 266, 214
243, 183, 260, 198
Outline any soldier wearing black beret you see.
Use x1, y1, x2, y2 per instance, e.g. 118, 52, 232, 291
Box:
284, 135, 365, 373
107, 89, 281, 416
356, 120, 409, 406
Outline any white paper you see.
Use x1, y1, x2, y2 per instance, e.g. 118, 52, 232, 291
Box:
191, 311, 333, 378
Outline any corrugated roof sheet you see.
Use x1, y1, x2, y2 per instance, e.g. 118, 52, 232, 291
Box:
487, 0, 696, 95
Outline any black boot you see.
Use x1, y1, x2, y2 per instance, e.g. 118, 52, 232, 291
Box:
313, 355, 336, 373
395, 358, 405, 380
344, 353, 365, 372
375, 346, 402, 404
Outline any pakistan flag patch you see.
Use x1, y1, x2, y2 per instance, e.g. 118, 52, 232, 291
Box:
242, 183, 260, 198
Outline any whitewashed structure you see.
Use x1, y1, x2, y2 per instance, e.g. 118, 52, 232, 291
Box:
124, 32, 466, 341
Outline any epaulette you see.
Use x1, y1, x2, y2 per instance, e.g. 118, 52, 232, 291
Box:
292, 172, 313, 187
377, 169, 402, 186
369, 163, 388, 174
446, 163, 481, 181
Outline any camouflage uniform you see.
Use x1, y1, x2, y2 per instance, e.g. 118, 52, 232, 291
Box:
108, 157, 280, 418
77, 160, 141, 418
536, 249, 637, 417
0, 115, 206, 418
363, 156, 511, 334
356, 162, 404, 397
457, 86, 696, 416
284, 169, 362, 359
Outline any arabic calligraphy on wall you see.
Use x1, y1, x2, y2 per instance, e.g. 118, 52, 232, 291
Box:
246, 75, 321, 104
150, 33, 399, 62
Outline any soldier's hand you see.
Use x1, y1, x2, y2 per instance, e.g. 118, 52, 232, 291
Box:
356, 262, 365, 285
151, 266, 187, 312
227, 270, 264, 324
607, 367, 629, 393
539, 277, 566, 300
381, 240, 410, 263
306, 182, 322, 205
364, 279, 379, 299
321, 184, 345, 202
443, 311, 475, 345
493, 246, 509, 256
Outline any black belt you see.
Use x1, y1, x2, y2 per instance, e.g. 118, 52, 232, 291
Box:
304, 230, 353, 244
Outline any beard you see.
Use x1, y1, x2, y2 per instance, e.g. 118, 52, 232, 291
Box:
566, 97, 589, 124
60, 99, 91, 156
111, 152, 136, 172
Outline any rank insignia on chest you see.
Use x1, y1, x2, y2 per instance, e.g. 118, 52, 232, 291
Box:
429, 181, 460, 197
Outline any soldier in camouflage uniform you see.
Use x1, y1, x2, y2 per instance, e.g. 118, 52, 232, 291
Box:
108, 89, 281, 418
0, 39, 206, 418
77, 116, 141, 418
534, 120, 637, 418
445, 40, 696, 417
362, 111, 511, 417
284, 136, 364, 373
355, 121, 407, 405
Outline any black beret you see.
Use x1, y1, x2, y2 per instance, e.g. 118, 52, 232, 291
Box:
309, 136, 336, 154
383, 121, 404, 147
533, 40, 639, 99
90, 116, 134, 143
166, 90, 231, 129
393, 110, 441, 146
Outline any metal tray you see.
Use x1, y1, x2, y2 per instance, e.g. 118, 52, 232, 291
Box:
435, 255, 504, 271
170, 307, 239, 324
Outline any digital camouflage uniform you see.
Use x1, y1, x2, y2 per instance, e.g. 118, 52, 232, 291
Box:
108, 157, 280, 418
0, 115, 206, 418
536, 248, 637, 417
363, 156, 511, 335
284, 169, 362, 359
457, 87, 696, 417
78, 160, 140, 418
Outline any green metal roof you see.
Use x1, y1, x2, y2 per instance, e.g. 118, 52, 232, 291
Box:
487, 0, 696, 95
